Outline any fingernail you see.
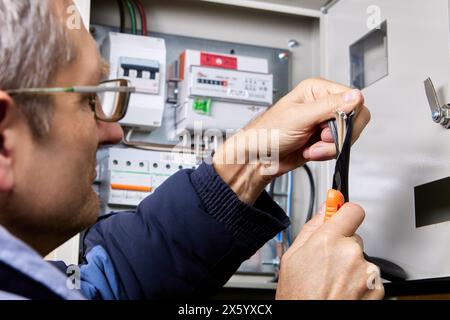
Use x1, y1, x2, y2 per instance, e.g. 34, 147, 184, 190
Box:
303, 149, 311, 159
343, 89, 360, 104
323, 128, 333, 140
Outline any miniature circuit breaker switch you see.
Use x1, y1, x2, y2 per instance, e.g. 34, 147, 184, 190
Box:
98, 148, 198, 208
102, 32, 167, 131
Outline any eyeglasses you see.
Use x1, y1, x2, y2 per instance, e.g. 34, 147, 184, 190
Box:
6, 79, 136, 122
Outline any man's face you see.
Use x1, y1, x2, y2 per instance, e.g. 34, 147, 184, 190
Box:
1, 2, 123, 254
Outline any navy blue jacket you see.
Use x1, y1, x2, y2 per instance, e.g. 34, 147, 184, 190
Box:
0, 163, 289, 300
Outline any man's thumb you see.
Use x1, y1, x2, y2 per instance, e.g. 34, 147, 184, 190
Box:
307, 89, 364, 125
290, 203, 326, 248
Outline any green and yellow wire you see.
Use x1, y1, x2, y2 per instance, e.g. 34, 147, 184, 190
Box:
124, 0, 137, 35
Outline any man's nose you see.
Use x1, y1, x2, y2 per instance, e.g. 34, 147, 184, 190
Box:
97, 121, 124, 146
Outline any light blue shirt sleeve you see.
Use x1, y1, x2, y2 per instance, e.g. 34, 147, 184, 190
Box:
80, 245, 122, 300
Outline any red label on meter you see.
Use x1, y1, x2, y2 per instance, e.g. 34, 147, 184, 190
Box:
200, 53, 237, 70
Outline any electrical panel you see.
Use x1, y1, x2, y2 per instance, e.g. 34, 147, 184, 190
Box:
102, 32, 167, 131
89, 21, 290, 288
99, 148, 198, 207
174, 50, 273, 134
69, 1, 300, 288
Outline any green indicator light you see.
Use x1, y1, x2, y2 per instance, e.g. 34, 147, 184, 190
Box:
193, 98, 212, 115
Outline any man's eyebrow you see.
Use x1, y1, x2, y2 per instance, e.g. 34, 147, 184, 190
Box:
100, 59, 110, 81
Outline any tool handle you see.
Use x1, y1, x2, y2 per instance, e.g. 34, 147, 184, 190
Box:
324, 189, 345, 222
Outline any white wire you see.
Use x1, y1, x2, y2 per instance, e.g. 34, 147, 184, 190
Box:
122, 128, 201, 154
287, 171, 293, 218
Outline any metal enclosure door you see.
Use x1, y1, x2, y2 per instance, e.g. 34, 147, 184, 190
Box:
324, 0, 450, 280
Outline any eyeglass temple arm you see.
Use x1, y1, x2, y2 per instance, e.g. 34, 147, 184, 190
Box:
71, 86, 136, 93
6, 86, 136, 95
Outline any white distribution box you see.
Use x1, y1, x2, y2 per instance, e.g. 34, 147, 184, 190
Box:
103, 32, 167, 131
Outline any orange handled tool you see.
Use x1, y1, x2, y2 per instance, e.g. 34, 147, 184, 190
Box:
324, 189, 345, 222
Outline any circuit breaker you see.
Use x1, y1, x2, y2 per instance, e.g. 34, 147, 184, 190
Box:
174, 50, 273, 134
98, 148, 198, 207
102, 32, 167, 131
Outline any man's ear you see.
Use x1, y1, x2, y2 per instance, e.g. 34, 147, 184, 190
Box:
0, 91, 15, 192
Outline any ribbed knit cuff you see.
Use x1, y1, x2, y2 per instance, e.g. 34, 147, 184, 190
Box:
191, 163, 290, 251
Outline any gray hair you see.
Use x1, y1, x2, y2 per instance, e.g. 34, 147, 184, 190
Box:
0, 0, 76, 136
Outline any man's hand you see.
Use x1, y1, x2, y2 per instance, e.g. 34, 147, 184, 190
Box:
213, 78, 371, 204
275, 204, 385, 300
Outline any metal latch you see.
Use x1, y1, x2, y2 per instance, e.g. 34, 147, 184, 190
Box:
424, 77, 450, 129
166, 78, 180, 105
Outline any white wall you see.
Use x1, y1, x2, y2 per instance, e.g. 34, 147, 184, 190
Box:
45, 234, 80, 267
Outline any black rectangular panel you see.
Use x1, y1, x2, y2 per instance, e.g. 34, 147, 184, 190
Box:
415, 176, 450, 228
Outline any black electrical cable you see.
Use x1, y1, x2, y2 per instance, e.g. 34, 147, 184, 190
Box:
303, 164, 315, 223
117, 0, 126, 33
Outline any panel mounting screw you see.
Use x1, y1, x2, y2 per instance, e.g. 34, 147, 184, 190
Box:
288, 39, 299, 48
432, 111, 441, 122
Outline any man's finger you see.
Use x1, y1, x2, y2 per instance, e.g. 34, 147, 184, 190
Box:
290, 204, 326, 249
352, 234, 364, 250
351, 106, 371, 143
285, 78, 351, 104
320, 203, 366, 237
363, 263, 385, 300
321, 127, 335, 143
306, 89, 365, 126
303, 141, 336, 162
